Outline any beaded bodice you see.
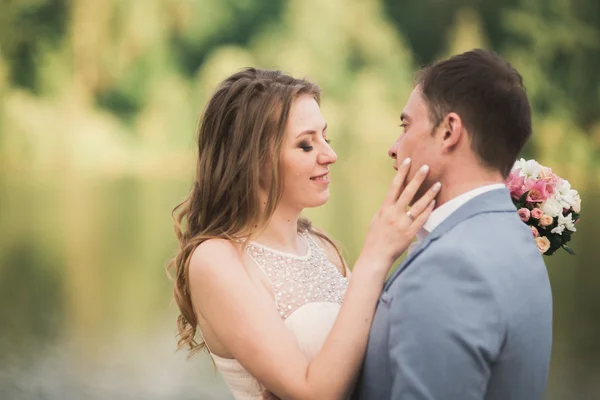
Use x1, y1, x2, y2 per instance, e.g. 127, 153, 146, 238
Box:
246, 232, 348, 319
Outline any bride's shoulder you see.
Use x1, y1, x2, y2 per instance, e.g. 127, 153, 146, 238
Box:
189, 238, 244, 276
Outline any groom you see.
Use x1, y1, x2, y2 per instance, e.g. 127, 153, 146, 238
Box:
353, 49, 552, 399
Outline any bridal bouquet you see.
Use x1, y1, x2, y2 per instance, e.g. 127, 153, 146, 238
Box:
505, 159, 581, 256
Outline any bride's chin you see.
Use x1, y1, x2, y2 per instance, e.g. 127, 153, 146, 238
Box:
284, 192, 331, 211
305, 193, 331, 208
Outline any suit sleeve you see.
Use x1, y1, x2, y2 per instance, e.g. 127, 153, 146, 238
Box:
387, 250, 506, 400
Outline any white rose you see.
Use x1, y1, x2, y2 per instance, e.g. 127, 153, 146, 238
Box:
572, 192, 581, 213
565, 214, 576, 232
556, 179, 571, 195
542, 198, 563, 218
552, 213, 576, 235
515, 159, 542, 178
556, 193, 574, 209
513, 158, 526, 173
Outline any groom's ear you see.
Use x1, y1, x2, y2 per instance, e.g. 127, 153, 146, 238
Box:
440, 112, 464, 152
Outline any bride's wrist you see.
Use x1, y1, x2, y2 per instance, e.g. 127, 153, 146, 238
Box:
354, 253, 390, 276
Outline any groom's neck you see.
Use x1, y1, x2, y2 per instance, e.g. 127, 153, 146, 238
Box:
436, 166, 504, 208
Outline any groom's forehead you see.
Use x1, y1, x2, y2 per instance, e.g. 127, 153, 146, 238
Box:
402, 89, 428, 119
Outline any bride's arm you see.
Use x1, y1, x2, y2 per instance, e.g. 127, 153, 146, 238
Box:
189, 161, 439, 400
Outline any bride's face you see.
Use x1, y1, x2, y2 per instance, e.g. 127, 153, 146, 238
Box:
278, 94, 337, 210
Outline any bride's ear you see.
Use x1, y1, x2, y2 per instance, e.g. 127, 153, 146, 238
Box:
440, 112, 464, 152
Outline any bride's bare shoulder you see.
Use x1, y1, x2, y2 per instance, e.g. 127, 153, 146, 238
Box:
189, 238, 244, 276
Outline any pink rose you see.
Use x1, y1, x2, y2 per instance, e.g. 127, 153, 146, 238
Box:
535, 236, 551, 254
539, 215, 554, 227
525, 178, 551, 203
539, 166, 552, 177
539, 168, 559, 195
531, 208, 543, 219
505, 169, 526, 199
518, 208, 531, 222
531, 226, 539, 238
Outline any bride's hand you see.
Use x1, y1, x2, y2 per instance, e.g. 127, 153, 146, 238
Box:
360, 158, 440, 268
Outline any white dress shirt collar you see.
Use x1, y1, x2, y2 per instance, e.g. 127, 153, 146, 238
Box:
416, 183, 506, 241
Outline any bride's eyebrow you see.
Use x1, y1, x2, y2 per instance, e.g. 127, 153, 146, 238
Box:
295, 123, 328, 138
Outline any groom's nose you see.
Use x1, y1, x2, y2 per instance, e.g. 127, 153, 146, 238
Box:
388, 142, 399, 160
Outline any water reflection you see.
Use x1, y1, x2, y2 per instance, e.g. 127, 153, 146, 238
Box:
0, 174, 598, 399
0, 176, 232, 399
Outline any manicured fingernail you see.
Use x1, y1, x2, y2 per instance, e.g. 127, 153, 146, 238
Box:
402, 157, 411, 166
420, 165, 429, 173
432, 182, 441, 192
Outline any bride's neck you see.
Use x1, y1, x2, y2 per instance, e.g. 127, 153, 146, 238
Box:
255, 202, 305, 254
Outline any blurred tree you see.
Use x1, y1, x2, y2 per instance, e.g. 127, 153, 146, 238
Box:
0, 0, 69, 92
167, 0, 285, 76
441, 7, 489, 57
383, 0, 600, 139
0, 0, 598, 174
501, 0, 600, 132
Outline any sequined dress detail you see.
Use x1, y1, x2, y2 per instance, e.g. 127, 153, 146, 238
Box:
206, 232, 349, 399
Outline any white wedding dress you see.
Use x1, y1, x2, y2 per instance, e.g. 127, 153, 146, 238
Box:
204, 232, 349, 399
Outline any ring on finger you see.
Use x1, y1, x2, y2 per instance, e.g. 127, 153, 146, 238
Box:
406, 210, 415, 221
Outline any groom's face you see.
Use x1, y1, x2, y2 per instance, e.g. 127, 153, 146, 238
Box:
388, 87, 440, 202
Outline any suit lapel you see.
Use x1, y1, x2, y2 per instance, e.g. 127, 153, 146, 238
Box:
383, 188, 515, 291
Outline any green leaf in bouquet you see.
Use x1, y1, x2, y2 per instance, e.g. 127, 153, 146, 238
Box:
562, 244, 576, 255
515, 191, 530, 209
549, 234, 562, 250
518, 191, 529, 203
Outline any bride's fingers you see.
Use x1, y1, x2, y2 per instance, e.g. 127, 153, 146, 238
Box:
395, 164, 430, 209
408, 199, 436, 235
406, 181, 441, 219
383, 157, 411, 207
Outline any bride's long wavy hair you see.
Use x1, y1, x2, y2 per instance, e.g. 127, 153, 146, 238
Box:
168, 68, 345, 356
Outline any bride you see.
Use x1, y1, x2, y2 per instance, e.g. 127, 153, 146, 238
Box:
169, 68, 440, 399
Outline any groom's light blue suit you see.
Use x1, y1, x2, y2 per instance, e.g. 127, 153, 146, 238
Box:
353, 188, 552, 400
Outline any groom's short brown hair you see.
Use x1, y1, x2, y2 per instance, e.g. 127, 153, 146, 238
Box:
415, 49, 531, 177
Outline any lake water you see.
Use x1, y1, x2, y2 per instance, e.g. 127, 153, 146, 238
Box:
1, 172, 598, 399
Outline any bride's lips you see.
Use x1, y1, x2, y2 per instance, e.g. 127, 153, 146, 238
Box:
310, 172, 330, 183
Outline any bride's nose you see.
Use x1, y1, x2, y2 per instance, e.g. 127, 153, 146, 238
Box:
318, 146, 337, 165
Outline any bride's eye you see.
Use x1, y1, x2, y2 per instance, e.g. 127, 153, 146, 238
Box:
299, 141, 314, 152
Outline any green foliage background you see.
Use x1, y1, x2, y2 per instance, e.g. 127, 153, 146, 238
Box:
1, 1, 599, 398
